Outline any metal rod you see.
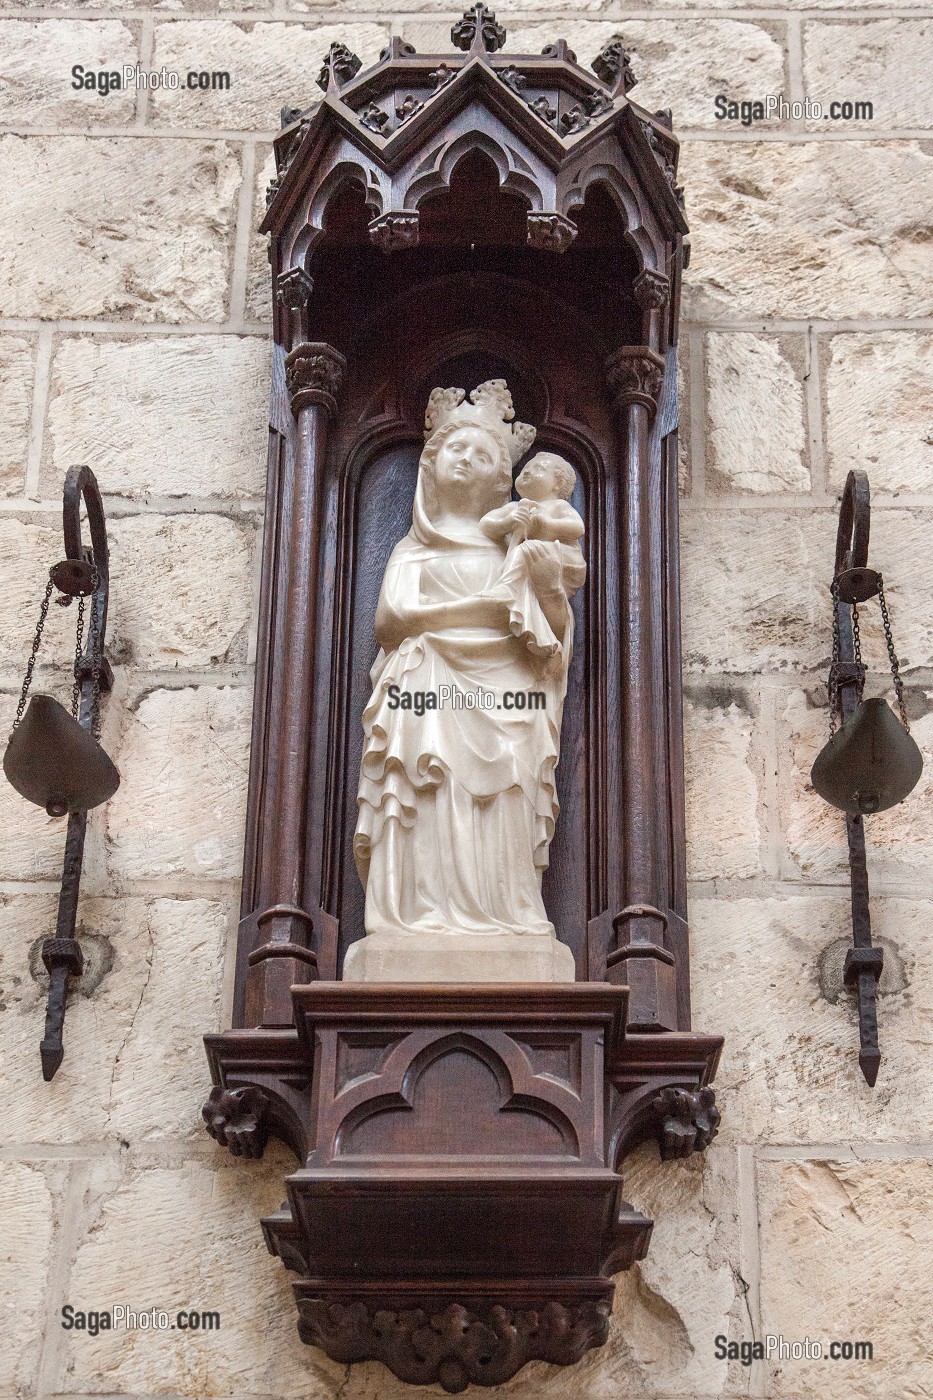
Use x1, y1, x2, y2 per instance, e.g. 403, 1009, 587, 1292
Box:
39, 467, 110, 1081
832, 470, 883, 1086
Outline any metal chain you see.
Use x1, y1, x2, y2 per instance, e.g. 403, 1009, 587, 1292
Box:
851, 599, 865, 702
877, 575, 909, 731
12, 579, 54, 732
828, 580, 842, 735
71, 594, 86, 721
88, 567, 102, 740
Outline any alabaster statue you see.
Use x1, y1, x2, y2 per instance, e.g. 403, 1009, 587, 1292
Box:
344, 381, 586, 982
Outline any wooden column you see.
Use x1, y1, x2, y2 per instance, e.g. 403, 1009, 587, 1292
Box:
244, 338, 346, 1028
604, 345, 678, 1032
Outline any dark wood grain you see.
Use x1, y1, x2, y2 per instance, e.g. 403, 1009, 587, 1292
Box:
206, 19, 722, 1388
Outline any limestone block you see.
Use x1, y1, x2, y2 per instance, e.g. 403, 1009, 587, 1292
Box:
505, 19, 785, 131
106, 685, 250, 881
61, 1151, 339, 1398
684, 690, 762, 880
706, 333, 809, 494
46, 335, 270, 501
758, 1157, 933, 1398
677, 345, 691, 495
689, 894, 933, 1142
858, 508, 933, 670
0, 516, 76, 672
0, 20, 138, 125
0, 136, 240, 321
106, 513, 253, 668
804, 20, 933, 130
680, 508, 828, 673
0, 1161, 57, 1397
681, 141, 933, 320
150, 21, 389, 130
0, 335, 34, 497
246, 145, 275, 325
779, 687, 933, 881
825, 333, 933, 495
0, 0, 270, 9
0, 894, 226, 1142
291, 0, 604, 13
616, 1145, 741, 1400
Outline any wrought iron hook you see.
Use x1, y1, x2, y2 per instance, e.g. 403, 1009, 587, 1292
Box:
40, 467, 114, 1082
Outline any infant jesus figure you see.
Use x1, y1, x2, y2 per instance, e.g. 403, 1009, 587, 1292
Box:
480, 451, 587, 665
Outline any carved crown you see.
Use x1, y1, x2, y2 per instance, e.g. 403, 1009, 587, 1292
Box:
424, 380, 535, 466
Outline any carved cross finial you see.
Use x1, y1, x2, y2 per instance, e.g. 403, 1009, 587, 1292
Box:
317, 42, 362, 93
451, 3, 506, 54
592, 34, 637, 96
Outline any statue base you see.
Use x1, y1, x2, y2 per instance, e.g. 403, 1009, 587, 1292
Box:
342, 931, 577, 983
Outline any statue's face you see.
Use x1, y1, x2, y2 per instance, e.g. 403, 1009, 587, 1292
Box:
433, 426, 504, 512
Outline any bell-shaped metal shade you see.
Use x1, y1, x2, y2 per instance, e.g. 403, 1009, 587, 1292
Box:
811, 696, 923, 816
3, 694, 120, 816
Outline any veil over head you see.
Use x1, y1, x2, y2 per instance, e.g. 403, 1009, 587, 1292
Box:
409, 380, 535, 549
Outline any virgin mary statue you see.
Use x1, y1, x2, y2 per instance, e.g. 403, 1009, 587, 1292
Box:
344, 380, 582, 982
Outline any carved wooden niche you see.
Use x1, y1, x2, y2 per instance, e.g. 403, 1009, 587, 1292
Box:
203, 10, 723, 1391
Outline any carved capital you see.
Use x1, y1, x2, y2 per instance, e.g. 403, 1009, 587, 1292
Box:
368, 211, 420, 254
605, 345, 665, 416
527, 212, 577, 253
285, 342, 347, 417
296, 1294, 611, 1392
633, 268, 670, 311
276, 266, 314, 312
652, 1086, 720, 1161
202, 1085, 270, 1159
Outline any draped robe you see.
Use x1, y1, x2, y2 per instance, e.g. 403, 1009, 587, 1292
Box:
354, 462, 575, 941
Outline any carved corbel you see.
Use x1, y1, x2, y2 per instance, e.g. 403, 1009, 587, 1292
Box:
284, 342, 347, 417
295, 1293, 612, 1394
527, 212, 577, 252
202, 1085, 270, 1159
276, 267, 314, 348
605, 345, 665, 417
633, 268, 669, 311
368, 211, 420, 253
652, 1086, 721, 1160
633, 269, 670, 350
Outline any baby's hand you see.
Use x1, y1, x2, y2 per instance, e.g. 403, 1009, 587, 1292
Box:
512, 502, 539, 539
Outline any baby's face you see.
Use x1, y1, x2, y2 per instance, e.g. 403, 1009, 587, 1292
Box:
516, 455, 562, 503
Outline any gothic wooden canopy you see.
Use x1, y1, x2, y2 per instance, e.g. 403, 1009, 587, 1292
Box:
203, 10, 722, 1391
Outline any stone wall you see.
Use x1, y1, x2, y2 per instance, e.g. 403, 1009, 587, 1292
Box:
0, 1, 930, 1398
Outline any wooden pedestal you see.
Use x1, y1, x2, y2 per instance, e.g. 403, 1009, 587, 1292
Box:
204, 982, 720, 1390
